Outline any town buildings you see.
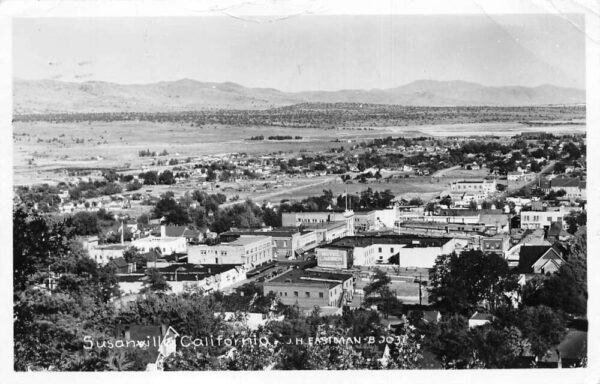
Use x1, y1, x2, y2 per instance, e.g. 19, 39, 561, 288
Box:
187, 235, 273, 268
117, 264, 247, 294
315, 235, 462, 269
220, 227, 318, 260
282, 210, 355, 235
263, 269, 354, 308
450, 179, 497, 196
520, 206, 582, 230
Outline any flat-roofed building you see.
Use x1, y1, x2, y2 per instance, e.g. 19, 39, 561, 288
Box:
304, 220, 351, 244
220, 227, 317, 260
354, 208, 398, 232
520, 206, 583, 230
187, 235, 273, 268
263, 269, 354, 308
88, 244, 129, 265
450, 179, 497, 196
316, 235, 461, 269
480, 235, 511, 257
282, 210, 355, 235
132, 236, 187, 255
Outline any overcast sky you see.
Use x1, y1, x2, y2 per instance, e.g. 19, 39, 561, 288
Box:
12, 14, 585, 91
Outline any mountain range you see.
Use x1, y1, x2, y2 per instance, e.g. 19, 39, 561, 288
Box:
13, 78, 585, 114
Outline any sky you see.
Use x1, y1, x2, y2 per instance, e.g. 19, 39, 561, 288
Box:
12, 14, 586, 91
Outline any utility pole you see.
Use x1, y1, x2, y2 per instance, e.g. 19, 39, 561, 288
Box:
418, 272, 422, 306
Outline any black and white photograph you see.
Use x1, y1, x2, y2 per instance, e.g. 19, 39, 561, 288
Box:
2, 0, 599, 381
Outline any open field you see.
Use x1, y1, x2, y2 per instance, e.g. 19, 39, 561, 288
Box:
13, 120, 585, 186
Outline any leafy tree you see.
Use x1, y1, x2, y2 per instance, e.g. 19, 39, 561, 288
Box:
68, 211, 100, 236
141, 269, 171, 293
153, 193, 189, 225
158, 170, 176, 185
14, 207, 120, 370
517, 305, 566, 359
123, 247, 146, 271
564, 211, 586, 235
429, 250, 518, 315
363, 269, 402, 318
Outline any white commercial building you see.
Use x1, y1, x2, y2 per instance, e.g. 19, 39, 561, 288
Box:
188, 235, 273, 268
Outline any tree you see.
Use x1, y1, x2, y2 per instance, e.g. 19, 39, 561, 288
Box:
153, 193, 189, 225
123, 247, 146, 271
158, 170, 176, 185
68, 211, 100, 236
429, 250, 518, 315
141, 269, 171, 293
564, 211, 586, 235
469, 325, 529, 368
517, 305, 566, 359
14, 207, 120, 370
363, 269, 402, 318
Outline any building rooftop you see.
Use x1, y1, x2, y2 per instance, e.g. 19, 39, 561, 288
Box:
322, 235, 452, 249
265, 268, 353, 288
517, 245, 557, 273
223, 228, 306, 238
304, 220, 347, 231
227, 235, 272, 246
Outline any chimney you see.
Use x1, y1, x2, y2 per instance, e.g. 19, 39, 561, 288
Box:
161, 225, 167, 238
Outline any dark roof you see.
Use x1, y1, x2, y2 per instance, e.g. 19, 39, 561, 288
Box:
109, 257, 128, 268
265, 268, 353, 288
550, 177, 584, 188
164, 225, 187, 237
158, 263, 239, 275
116, 273, 145, 282
222, 228, 301, 238
438, 209, 480, 217
142, 249, 162, 262
517, 245, 552, 273
323, 235, 452, 250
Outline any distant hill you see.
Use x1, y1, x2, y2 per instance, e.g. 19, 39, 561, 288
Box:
13, 78, 585, 114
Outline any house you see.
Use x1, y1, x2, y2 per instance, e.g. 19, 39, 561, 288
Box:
546, 222, 574, 243
263, 269, 354, 309
544, 177, 586, 200
516, 245, 564, 275
87, 244, 129, 266
468, 311, 495, 328
160, 225, 202, 244
108, 257, 135, 274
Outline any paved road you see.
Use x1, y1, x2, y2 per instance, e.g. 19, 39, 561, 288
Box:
430, 165, 461, 178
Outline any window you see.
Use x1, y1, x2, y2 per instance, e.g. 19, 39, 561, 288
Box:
319, 292, 324, 298
305, 292, 310, 297
390, 248, 394, 253
284, 292, 287, 296
378, 247, 382, 253
294, 291, 298, 297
